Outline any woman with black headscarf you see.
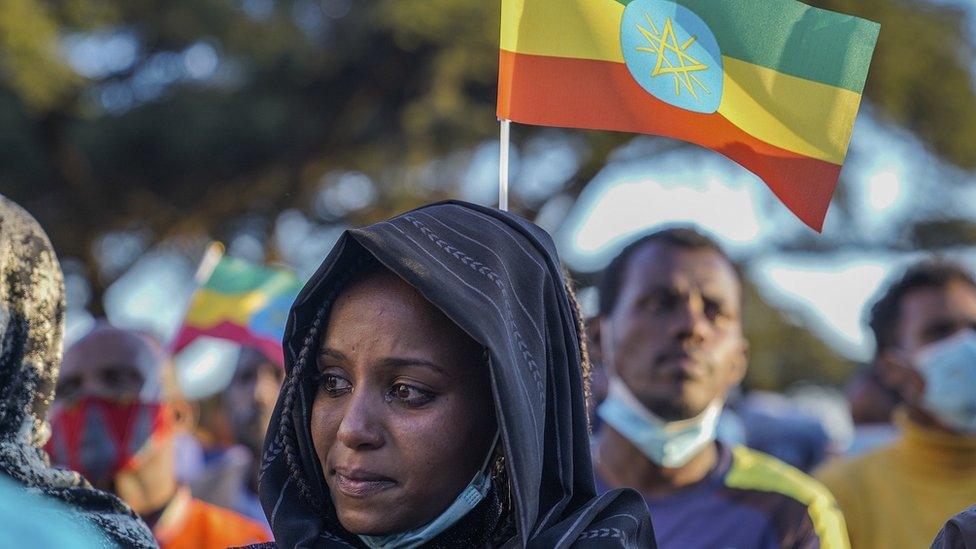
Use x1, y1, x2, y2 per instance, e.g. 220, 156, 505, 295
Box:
0, 195, 156, 547
249, 201, 655, 548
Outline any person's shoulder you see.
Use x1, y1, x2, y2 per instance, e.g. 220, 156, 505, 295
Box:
726, 446, 849, 547
814, 442, 893, 489
188, 497, 272, 540
725, 445, 836, 506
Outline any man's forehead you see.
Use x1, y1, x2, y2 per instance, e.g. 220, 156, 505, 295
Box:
901, 281, 976, 325
63, 328, 165, 373
623, 242, 740, 293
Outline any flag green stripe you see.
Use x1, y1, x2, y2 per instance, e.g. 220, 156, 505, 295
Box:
615, 0, 879, 92
203, 257, 300, 294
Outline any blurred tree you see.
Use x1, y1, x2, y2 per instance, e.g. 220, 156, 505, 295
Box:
0, 0, 972, 386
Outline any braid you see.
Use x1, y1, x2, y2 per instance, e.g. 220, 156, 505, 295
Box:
277, 256, 370, 512
280, 305, 327, 507
562, 276, 592, 406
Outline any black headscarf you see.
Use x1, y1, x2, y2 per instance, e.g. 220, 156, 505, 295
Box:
258, 201, 655, 548
0, 195, 156, 548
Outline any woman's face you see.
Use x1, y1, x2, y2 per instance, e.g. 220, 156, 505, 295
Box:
312, 268, 496, 535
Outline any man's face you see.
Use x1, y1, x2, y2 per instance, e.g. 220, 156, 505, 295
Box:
887, 280, 976, 407
896, 280, 976, 357
223, 348, 284, 459
51, 327, 177, 494
56, 329, 164, 405
600, 243, 747, 421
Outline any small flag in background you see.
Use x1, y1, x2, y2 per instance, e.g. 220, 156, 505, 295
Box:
497, 0, 880, 231
172, 256, 303, 366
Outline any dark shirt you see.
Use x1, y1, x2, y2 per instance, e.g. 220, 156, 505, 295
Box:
596, 443, 848, 549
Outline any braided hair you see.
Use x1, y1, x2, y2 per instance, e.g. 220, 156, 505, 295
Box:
275, 257, 370, 512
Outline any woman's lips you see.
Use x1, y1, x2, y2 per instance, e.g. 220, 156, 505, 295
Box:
332, 468, 396, 498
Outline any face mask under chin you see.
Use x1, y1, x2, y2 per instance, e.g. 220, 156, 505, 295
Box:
598, 376, 723, 468
356, 431, 500, 549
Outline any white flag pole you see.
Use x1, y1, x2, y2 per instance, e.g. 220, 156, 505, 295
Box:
194, 241, 225, 284
498, 119, 511, 211
163, 240, 225, 395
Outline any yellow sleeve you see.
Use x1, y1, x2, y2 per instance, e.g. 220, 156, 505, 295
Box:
815, 459, 860, 548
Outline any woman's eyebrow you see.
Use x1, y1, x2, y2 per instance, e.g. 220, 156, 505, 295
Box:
318, 347, 349, 362
377, 357, 446, 375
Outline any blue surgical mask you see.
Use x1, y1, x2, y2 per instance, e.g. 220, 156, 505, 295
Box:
358, 432, 499, 549
598, 376, 722, 468
915, 329, 976, 434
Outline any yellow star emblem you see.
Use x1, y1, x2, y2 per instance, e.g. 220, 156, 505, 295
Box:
635, 13, 710, 99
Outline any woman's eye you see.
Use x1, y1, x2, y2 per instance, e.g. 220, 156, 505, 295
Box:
388, 383, 435, 407
319, 373, 352, 397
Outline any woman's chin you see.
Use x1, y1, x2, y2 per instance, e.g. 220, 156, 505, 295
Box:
337, 508, 415, 536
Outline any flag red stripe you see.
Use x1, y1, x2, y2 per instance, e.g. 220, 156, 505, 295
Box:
497, 49, 841, 231
171, 322, 284, 367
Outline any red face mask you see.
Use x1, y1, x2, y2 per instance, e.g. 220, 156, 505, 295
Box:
46, 396, 174, 487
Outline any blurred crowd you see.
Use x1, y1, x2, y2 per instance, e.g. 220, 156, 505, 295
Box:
1, 193, 974, 548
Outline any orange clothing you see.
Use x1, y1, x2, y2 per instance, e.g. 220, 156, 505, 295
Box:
155, 487, 271, 549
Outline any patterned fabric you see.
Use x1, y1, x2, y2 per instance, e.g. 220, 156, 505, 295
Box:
0, 195, 156, 548
253, 201, 655, 548
597, 443, 848, 549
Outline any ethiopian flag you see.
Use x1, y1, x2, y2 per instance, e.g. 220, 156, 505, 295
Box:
171, 256, 303, 366
497, 0, 880, 231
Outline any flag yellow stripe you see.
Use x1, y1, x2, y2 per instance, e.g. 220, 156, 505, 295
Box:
184, 289, 270, 329
500, 0, 625, 63
718, 57, 859, 164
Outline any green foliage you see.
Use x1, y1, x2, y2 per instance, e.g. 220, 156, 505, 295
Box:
0, 0, 80, 110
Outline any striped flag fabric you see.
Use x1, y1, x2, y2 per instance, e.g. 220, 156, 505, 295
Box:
172, 256, 302, 366
497, 0, 880, 231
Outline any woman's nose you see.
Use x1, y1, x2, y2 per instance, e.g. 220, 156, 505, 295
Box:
335, 387, 385, 450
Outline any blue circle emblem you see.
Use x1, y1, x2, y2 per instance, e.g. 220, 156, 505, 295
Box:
620, 0, 723, 114
249, 292, 295, 341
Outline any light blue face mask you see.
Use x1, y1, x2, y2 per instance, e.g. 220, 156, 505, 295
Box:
597, 376, 722, 468
357, 432, 500, 549
915, 329, 976, 434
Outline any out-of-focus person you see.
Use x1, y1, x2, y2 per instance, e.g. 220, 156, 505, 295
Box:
189, 346, 282, 528
932, 505, 976, 549
591, 227, 849, 548
223, 346, 283, 521
47, 323, 272, 549
0, 195, 155, 548
816, 260, 976, 549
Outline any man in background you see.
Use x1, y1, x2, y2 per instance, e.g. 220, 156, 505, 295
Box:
591, 227, 848, 548
817, 261, 976, 549
223, 347, 283, 520
190, 346, 282, 527
47, 324, 271, 549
